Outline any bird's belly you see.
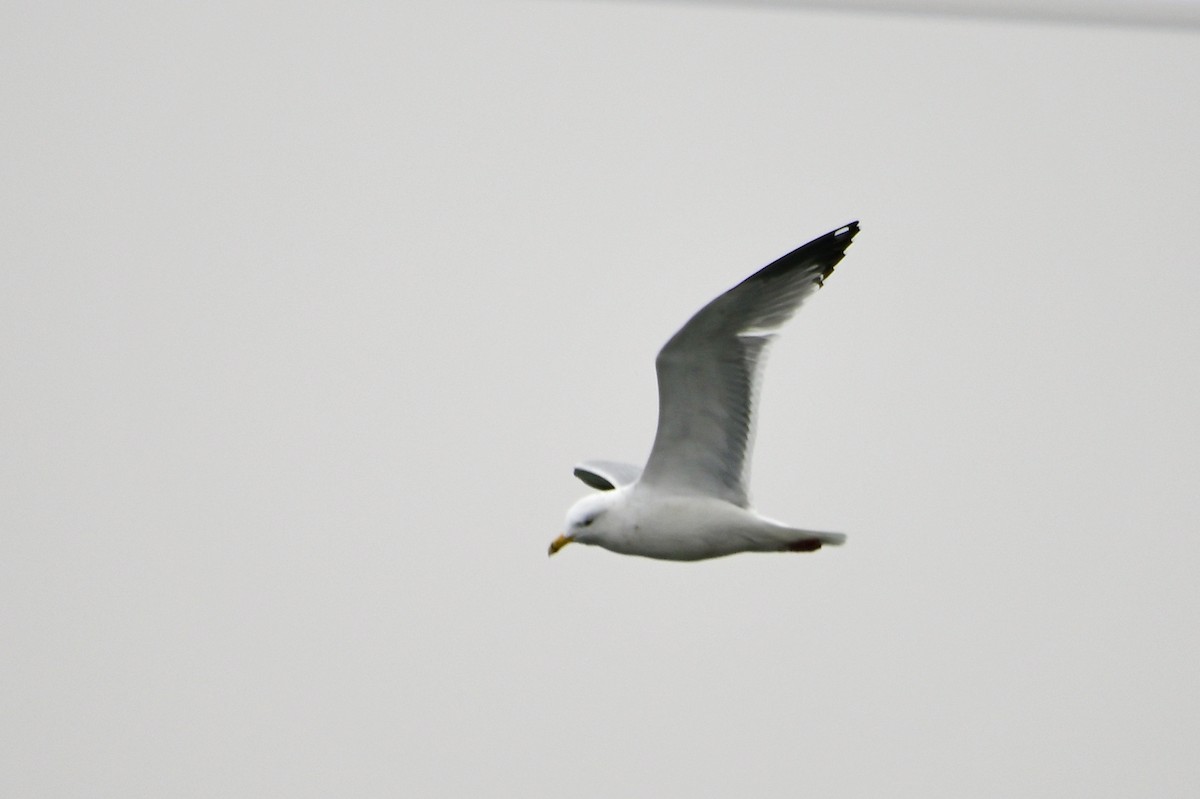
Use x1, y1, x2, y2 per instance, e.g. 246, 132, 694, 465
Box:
607, 496, 766, 561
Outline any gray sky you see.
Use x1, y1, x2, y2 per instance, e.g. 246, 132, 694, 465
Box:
677, 0, 1200, 28
4, 1, 1199, 796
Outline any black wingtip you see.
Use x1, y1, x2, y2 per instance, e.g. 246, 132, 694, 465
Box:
752, 221, 861, 288
573, 467, 617, 491
817, 221, 860, 284
822, 220, 861, 249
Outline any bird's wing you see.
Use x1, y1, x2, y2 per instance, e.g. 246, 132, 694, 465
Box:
573, 460, 643, 491
639, 222, 859, 507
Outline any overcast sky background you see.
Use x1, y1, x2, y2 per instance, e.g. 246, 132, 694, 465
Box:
682, 0, 1200, 28
4, 2, 1199, 796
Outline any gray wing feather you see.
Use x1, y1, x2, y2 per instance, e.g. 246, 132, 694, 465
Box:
639, 223, 859, 507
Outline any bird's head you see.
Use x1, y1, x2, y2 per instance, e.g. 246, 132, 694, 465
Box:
548, 491, 620, 556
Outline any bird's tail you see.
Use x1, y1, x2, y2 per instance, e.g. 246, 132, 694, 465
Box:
781, 529, 846, 552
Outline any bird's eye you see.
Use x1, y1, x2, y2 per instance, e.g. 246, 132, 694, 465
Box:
581, 516, 594, 527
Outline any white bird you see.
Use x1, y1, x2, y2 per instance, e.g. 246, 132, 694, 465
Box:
549, 222, 860, 561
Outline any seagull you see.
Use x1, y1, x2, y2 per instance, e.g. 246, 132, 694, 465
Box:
549, 222, 860, 561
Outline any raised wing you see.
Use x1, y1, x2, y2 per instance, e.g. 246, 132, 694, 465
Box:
574, 460, 643, 491
638, 222, 859, 507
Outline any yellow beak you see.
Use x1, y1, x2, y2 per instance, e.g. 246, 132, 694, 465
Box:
548, 534, 574, 556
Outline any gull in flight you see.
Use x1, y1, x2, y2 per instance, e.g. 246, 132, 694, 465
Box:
549, 222, 860, 561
